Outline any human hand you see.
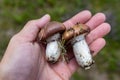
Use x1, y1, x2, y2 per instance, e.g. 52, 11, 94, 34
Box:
0, 10, 111, 80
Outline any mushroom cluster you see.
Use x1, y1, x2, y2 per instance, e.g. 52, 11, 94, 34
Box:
38, 21, 94, 70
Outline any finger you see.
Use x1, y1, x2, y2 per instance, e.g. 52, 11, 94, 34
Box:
18, 14, 50, 41
86, 13, 106, 30
86, 23, 111, 44
89, 38, 106, 56
64, 10, 92, 29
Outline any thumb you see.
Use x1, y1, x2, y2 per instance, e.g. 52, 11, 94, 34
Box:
18, 14, 50, 42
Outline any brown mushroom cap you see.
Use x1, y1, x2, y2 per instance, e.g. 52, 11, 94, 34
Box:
38, 21, 66, 41
62, 24, 90, 41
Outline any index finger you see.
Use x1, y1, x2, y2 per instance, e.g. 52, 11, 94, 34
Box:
63, 10, 92, 29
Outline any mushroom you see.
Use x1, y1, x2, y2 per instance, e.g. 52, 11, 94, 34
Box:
62, 23, 94, 70
38, 21, 66, 63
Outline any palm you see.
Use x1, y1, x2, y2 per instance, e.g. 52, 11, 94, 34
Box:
21, 42, 74, 80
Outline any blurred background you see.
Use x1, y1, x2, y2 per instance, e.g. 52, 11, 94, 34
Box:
0, 0, 120, 80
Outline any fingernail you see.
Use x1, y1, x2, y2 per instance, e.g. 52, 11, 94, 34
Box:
41, 14, 50, 20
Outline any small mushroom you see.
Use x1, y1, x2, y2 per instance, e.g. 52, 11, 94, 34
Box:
38, 21, 65, 63
62, 23, 94, 70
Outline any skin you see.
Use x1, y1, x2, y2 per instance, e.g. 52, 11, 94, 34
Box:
0, 10, 111, 80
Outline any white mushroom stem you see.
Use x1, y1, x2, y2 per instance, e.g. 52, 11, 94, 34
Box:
46, 33, 61, 63
71, 34, 94, 70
